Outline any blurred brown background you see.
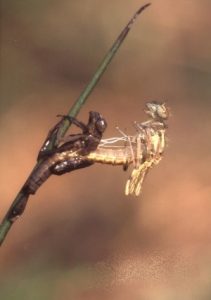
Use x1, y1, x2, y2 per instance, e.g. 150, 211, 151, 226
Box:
1, 0, 211, 299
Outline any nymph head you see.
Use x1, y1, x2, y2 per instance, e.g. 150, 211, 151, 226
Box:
88, 111, 107, 135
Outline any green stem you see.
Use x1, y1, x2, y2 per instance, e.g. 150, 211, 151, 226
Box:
0, 3, 151, 246
59, 3, 151, 137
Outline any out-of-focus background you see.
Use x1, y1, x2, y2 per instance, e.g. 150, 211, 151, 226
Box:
1, 0, 211, 299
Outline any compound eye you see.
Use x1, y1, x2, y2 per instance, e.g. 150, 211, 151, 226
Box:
157, 105, 168, 119
147, 102, 157, 113
152, 104, 158, 112
96, 118, 107, 133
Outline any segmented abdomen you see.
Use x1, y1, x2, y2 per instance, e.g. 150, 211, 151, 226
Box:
26, 155, 58, 194
86, 147, 133, 166
25, 151, 79, 194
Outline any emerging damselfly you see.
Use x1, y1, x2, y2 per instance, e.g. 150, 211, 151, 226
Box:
85, 101, 169, 196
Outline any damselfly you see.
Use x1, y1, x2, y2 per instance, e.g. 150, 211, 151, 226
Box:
85, 101, 169, 196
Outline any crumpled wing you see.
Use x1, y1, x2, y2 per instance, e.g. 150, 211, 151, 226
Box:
125, 155, 162, 196
125, 161, 151, 196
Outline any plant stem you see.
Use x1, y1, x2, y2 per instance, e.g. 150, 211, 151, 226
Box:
0, 3, 151, 246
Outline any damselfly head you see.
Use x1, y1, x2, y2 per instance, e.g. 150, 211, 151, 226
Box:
145, 101, 169, 120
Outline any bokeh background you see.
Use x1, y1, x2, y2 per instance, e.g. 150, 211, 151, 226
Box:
1, 0, 211, 299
